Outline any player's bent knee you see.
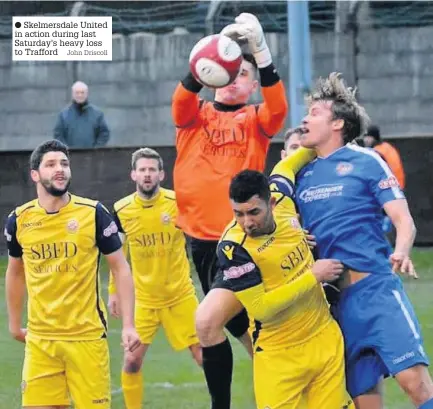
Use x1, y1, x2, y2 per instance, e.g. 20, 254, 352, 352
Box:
124, 356, 142, 373
123, 345, 147, 373
195, 304, 222, 345
395, 364, 433, 405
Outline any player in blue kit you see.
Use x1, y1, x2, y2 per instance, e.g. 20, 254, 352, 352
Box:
295, 72, 433, 409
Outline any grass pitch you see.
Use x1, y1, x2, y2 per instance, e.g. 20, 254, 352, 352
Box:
0, 249, 431, 409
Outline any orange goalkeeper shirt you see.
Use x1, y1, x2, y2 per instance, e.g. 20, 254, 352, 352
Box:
172, 72, 288, 241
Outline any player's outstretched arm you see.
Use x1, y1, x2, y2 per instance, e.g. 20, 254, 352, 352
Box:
217, 241, 343, 322
236, 272, 318, 322
256, 68, 288, 138
272, 145, 316, 178
268, 147, 316, 202
223, 13, 288, 136
237, 262, 344, 322
384, 200, 417, 278
172, 72, 203, 128
366, 152, 417, 278
4, 212, 27, 343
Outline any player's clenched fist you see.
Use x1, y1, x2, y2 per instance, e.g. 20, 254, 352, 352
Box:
312, 259, 344, 282
10, 327, 27, 343
389, 252, 418, 279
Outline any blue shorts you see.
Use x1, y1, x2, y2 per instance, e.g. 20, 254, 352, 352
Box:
335, 273, 429, 398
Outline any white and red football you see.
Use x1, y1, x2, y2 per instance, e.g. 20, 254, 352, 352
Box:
189, 34, 243, 88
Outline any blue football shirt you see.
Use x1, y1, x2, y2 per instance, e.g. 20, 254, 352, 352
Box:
295, 144, 405, 274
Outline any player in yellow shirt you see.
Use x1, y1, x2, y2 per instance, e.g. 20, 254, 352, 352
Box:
4, 140, 140, 409
195, 147, 354, 409
108, 148, 202, 409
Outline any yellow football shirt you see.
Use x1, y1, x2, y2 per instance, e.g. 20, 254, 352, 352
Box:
214, 148, 332, 350
4, 194, 122, 341
108, 188, 195, 308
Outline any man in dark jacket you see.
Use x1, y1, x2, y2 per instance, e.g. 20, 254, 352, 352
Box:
54, 81, 110, 148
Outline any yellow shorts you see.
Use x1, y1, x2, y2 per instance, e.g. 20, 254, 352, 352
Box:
136, 295, 199, 350
22, 337, 110, 409
254, 319, 354, 409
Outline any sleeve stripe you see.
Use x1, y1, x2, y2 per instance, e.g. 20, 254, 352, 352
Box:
347, 144, 404, 199
15, 204, 35, 217
269, 174, 295, 198
74, 201, 97, 209
221, 220, 237, 241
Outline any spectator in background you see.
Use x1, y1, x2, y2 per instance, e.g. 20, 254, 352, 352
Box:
54, 81, 110, 148
363, 124, 405, 189
363, 125, 406, 237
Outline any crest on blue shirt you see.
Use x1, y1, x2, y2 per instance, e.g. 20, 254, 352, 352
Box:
336, 162, 353, 176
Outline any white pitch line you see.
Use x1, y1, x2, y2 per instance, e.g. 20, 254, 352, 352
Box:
111, 382, 204, 395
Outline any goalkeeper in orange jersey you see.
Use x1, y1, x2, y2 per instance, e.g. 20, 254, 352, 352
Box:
108, 148, 202, 409
172, 12, 288, 409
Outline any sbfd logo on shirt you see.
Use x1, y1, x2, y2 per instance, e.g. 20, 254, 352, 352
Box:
336, 162, 353, 176
379, 176, 399, 189
66, 219, 79, 233
103, 221, 118, 237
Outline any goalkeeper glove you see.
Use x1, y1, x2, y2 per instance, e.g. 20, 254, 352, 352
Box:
220, 13, 272, 69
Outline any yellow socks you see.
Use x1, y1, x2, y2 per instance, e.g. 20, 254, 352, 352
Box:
121, 370, 143, 409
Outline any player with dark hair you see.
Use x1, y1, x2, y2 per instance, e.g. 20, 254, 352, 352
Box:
172, 12, 288, 409
296, 73, 433, 409
108, 147, 202, 409
196, 148, 354, 409
4, 139, 139, 409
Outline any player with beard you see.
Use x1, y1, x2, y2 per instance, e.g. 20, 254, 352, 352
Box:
108, 148, 202, 409
4, 139, 139, 409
